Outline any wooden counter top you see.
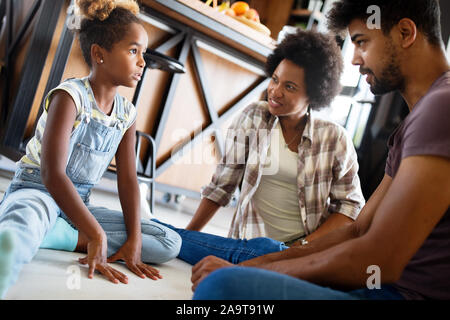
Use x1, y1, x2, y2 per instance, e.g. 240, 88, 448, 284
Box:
140, 0, 276, 61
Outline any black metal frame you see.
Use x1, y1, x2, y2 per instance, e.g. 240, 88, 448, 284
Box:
144, 48, 186, 73
137, 5, 269, 199
135, 131, 156, 213
0, 0, 271, 201
0, 0, 64, 159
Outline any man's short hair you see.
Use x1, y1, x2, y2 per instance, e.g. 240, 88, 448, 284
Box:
326, 0, 443, 46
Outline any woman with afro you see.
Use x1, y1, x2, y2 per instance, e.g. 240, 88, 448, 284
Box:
155, 29, 365, 274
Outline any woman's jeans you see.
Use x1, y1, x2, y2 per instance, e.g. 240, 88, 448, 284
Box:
193, 267, 405, 300
153, 219, 288, 266
0, 168, 181, 295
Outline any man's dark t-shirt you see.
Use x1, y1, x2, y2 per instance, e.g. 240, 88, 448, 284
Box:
385, 71, 450, 300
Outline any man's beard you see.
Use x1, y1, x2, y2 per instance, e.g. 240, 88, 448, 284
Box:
362, 45, 405, 95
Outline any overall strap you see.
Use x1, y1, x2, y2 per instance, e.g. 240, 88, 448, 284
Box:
113, 94, 129, 133
80, 77, 93, 121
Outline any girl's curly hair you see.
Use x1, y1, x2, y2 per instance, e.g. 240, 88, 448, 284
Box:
265, 29, 343, 110
76, 0, 141, 67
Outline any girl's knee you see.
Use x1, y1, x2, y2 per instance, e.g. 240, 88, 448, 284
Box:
161, 227, 182, 261
0, 189, 58, 232
141, 224, 182, 264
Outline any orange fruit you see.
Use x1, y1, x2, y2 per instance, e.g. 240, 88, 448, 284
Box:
225, 8, 236, 16
244, 8, 259, 22
231, 1, 249, 16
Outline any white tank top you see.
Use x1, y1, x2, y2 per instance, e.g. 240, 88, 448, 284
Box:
252, 122, 305, 242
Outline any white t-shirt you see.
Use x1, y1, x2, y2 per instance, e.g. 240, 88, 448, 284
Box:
252, 122, 305, 242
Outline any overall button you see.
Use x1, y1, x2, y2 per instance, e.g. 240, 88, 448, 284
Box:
117, 121, 124, 131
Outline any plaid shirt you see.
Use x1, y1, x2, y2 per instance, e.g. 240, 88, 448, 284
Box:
202, 101, 365, 239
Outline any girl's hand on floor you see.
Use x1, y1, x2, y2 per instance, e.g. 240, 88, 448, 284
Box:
78, 237, 129, 284
107, 239, 163, 280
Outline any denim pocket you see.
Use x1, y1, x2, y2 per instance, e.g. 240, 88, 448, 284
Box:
67, 143, 111, 184
78, 120, 115, 153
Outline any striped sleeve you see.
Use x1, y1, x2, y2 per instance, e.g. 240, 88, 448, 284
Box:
123, 98, 137, 129
44, 80, 83, 115
328, 126, 365, 219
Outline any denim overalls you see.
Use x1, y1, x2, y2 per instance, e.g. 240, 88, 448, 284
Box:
0, 78, 181, 294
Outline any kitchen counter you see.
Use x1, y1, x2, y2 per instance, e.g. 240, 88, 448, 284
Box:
141, 0, 276, 61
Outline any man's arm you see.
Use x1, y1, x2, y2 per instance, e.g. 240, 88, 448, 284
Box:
191, 174, 392, 290
240, 174, 392, 267
259, 155, 450, 289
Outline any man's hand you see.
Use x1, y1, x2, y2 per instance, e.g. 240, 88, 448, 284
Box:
191, 256, 233, 291
78, 236, 129, 284
107, 239, 162, 280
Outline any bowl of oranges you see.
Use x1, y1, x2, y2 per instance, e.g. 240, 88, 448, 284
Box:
215, 1, 271, 36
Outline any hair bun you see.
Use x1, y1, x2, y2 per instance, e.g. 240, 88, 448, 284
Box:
76, 0, 139, 21
115, 0, 140, 15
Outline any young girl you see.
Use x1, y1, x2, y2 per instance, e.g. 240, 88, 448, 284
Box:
0, 0, 181, 299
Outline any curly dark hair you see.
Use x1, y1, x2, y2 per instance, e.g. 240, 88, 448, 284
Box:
265, 29, 343, 110
78, 5, 141, 67
326, 0, 442, 46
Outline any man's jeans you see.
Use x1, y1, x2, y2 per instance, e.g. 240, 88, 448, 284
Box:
193, 267, 405, 300
154, 220, 404, 300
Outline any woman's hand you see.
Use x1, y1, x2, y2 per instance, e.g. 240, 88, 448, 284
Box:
78, 235, 129, 284
107, 238, 163, 280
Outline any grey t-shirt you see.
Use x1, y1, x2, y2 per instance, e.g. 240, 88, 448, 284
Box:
385, 71, 450, 300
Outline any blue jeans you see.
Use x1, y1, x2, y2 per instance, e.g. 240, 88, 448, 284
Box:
153, 219, 288, 265
69, 207, 181, 263
0, 187, 60, 292
193, 267, 405, 300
